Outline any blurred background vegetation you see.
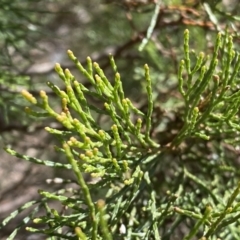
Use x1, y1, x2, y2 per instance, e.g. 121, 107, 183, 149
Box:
1, 0, 240, 239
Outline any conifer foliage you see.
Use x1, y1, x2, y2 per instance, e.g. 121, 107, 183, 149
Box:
2, 1, 240, 239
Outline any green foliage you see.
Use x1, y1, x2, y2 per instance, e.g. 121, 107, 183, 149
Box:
2, 1, 240, 239
1, 48, 160, 239
2, 27, 240, 239
174, 29, 240, 146
0, 0, 52, 129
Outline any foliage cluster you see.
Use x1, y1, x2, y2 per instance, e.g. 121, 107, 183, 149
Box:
1, 1, 240, 240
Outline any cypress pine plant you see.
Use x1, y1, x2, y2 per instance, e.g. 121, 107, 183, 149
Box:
2, 28, 240, 239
